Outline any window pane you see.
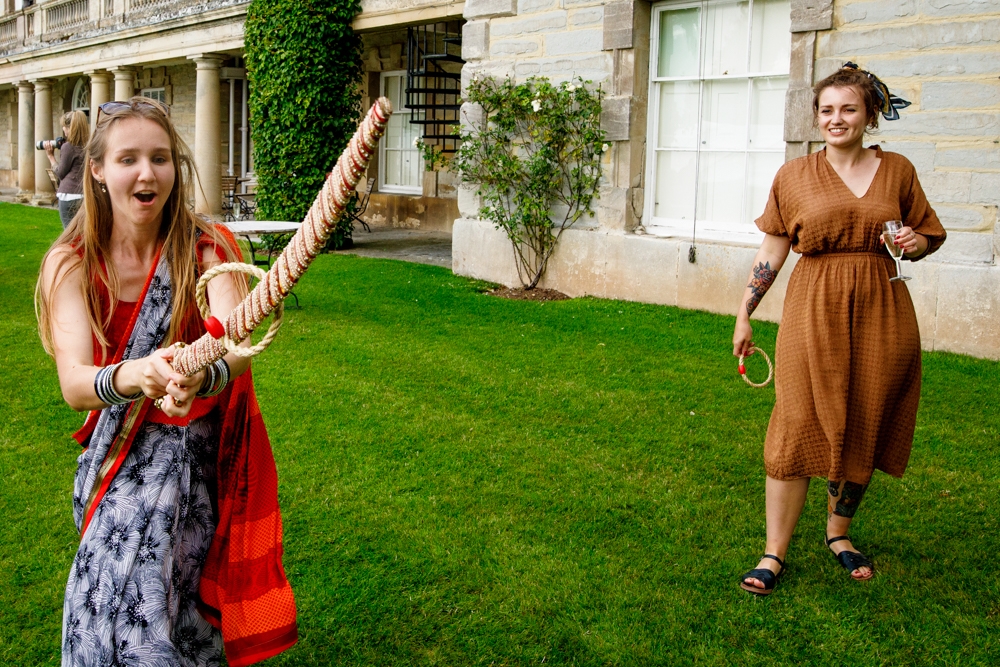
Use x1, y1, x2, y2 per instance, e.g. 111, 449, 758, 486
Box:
653, 151, 697, 222
402, 151, 419, 187
746, 152, 784, 223
698, 151, 745, 224
657, 81, 700, 149
702, 1, 749, 78
658, 7, 701, 78
750, 0, 791, 73
404, 116, 420, 148
386, 75, 401, 107
700, 79, 748, 150
385, 150, 401, 186
386, 115, 403, 150
749, 76, 787, 149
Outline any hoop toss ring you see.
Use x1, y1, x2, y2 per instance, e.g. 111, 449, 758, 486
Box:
738, 345, 773, 388
195, 262, 284, 358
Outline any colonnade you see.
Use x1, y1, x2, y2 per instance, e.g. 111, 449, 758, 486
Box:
14, 54, 226, 215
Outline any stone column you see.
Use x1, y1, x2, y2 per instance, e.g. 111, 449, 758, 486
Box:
190, 55, 224, 215
111, 67, 136, 101
87, 70, 113, 131
16, 81, 34, 202
33, 78, 55, 204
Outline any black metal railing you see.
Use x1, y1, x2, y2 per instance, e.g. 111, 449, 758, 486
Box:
406, 21, 464, 154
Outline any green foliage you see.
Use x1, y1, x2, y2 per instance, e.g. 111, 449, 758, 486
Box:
413, 138, 449, 172
245, 0, 363, 249
4, 205, 999, 666
455, 76, 606, 289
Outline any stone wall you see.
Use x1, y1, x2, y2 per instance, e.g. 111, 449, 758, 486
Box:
164, 63, 197, 159
459, 0, 645, 232
815, 0, 1000, 267
453, 0, 1000, 359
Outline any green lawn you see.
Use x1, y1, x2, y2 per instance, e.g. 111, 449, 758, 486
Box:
1, 202, 997, 666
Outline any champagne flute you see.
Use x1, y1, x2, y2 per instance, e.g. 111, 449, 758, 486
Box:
882, 220, 911, 282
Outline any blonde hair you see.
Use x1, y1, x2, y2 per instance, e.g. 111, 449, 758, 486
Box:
62, 110, 90, 147
36, 97, 243, 362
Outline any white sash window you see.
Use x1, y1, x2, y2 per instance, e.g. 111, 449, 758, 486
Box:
645, 0, 790, 244
379, 71, 423, 195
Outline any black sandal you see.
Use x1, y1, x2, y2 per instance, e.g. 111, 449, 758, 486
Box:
826, 535, 874, 579
739, 554, 785, 596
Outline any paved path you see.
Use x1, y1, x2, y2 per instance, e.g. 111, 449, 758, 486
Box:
0, 193, 455, 270
344, 227, 453, 268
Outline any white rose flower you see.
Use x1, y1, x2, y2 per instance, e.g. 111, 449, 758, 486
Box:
602, 143, 610, 153
413, 137, 421, 148
567, 84, 577, 92
531, 99, 542, 112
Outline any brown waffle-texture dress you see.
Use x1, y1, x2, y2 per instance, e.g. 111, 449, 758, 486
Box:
756, 146, 946, 484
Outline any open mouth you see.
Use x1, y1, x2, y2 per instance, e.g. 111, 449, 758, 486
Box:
134, 192, 156, 203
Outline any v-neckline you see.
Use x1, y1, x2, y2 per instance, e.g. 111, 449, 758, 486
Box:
822, 145, 883, 200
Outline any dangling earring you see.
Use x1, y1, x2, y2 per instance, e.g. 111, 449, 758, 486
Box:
99, 181, 107, 194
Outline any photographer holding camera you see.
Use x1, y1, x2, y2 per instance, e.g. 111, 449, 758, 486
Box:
43, 110, 89, 228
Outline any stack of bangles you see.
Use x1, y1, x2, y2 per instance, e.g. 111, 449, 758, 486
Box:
94, 358, 231, 407
197, 358, 231, 398
94, 361, 143, 405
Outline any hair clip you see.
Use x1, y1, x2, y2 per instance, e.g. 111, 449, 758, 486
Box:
842, 62, 910, 121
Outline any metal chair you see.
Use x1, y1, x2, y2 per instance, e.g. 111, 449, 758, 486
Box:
221, 176, 237, 222
235, 193, 257, 221
347, 178, 375, 233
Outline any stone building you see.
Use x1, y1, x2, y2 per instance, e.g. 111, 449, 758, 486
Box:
1, 0, 997, 358
0, 0, 254, 214
0, 0, 467, 229
452, 0, 1000, 360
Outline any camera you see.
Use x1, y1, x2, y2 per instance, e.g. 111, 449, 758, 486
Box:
35, 136, 66, 151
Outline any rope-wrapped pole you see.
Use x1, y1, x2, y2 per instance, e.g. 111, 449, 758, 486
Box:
172, 97, 393, 376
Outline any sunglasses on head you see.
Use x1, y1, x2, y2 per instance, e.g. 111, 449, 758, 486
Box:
96, 99, 171, 124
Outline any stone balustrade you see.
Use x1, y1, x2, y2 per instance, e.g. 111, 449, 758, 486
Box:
44, 0, 90, 33
0, 0, 246, 55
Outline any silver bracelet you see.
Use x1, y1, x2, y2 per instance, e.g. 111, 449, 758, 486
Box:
94, 361, 143, 406
196, 359, 230, 398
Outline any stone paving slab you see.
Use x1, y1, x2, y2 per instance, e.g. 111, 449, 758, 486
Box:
342, 227, 453, 268
0, 195, 456, 269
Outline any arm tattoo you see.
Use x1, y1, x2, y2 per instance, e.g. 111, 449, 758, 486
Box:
745, 261, 777, 317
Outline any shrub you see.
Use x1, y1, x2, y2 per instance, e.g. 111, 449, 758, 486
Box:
245, 0, 363, 249
454, 76, 606, 289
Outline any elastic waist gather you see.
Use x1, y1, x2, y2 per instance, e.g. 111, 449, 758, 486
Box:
800, 251, 890, 259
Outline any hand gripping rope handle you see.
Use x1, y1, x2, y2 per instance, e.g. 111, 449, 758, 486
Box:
738, 345, 773, 388
171, 97, 393, 377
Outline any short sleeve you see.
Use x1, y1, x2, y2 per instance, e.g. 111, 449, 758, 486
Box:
754, 169, 788, 237
900, 161, 947, 261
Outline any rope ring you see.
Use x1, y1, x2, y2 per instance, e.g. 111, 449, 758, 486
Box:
738, 345, 773, 388
195, 262, 284, 358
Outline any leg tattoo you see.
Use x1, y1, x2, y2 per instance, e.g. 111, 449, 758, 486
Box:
827, 480, 868, 518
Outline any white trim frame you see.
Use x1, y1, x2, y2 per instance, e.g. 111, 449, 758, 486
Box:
378, 70, 423, 196
644, 0, 790, 246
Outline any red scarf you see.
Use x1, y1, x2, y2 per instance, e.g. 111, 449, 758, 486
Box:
197, 371, 299, 665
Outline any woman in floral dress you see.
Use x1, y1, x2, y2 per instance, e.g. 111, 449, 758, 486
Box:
37, 98, 297, 665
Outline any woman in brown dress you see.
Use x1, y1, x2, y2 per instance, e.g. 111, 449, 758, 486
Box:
732, 64, 946, 595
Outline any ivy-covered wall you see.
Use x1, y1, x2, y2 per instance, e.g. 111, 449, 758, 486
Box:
245, 0, 363, 242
